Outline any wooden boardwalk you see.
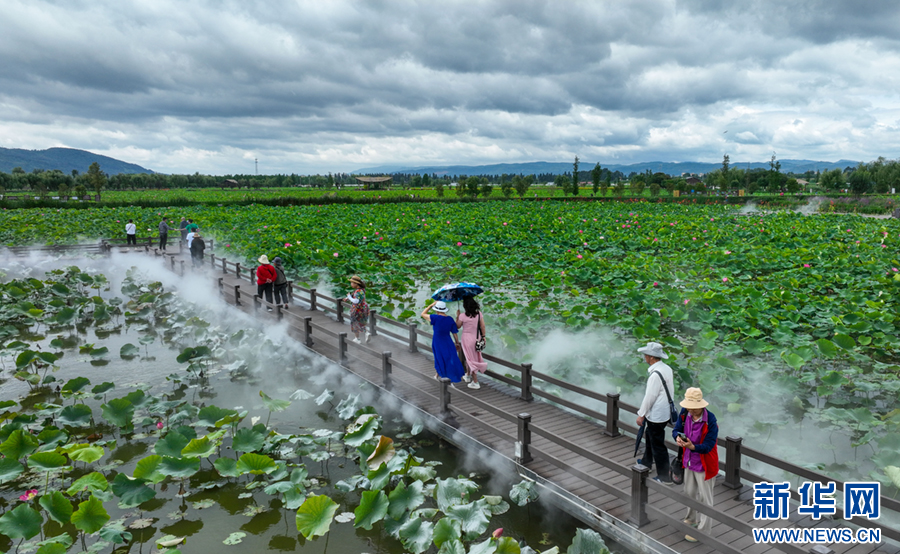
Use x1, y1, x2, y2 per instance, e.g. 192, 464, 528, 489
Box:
130, 246, 898, 554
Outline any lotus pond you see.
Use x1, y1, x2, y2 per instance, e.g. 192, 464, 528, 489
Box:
4, 199, 900, 488
0, 261, 615, 554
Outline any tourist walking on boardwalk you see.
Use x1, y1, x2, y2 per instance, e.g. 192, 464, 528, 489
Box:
673, 388, 719, 542
255, 255, 276, 311
189, 233, 205, 267
456, 297, 487, 389
185, 219, 199, 249
420, 301, 465, 383
345, 275, 370, 343
125, 219, 136, 245
158, 218, 171, 251
179, 217, 188, 243
272, 257, 289, 310
636, 341, 675, 485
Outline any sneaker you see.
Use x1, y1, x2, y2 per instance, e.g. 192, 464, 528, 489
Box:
462, 373, 472, 383
467, 382, 480, 389
684, 535, 698, 543
352, 338, 361, 344
652, 477, 673, 486
266, 307, 273, 312
364, 333, 371, 344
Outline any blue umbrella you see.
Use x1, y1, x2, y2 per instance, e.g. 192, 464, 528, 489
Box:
431, 282, 484, 303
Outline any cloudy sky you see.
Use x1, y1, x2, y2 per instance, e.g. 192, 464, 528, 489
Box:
1, 0, 898, 174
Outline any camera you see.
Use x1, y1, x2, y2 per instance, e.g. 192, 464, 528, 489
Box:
677, 433, 687, 441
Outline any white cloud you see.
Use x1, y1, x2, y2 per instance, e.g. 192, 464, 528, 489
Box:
0, 0, 897, 173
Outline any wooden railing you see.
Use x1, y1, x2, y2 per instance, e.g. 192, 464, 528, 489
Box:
7, 240, 891, 554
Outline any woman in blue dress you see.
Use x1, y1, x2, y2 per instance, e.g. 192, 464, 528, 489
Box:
420, 301, 465, 383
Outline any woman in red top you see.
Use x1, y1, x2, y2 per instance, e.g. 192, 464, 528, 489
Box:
256, 255, 277, 311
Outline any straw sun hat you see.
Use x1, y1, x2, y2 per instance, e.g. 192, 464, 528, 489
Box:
680, 387, 709, 409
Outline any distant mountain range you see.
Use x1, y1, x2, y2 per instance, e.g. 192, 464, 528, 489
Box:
353, 159, 861, 176
0, 147, 153, 175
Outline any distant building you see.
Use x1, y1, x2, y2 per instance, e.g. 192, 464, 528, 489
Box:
354, 176, 393, 190
685, 176, 702, 186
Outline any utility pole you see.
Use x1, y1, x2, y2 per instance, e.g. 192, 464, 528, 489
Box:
255, 158, 258, 175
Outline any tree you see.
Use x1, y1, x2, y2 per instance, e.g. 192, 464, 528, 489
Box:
786, 178, 800, 194
500, 176, 514, 197
479, 177, 493, 197
848, 165, 873, 196
720, 154, 730, 189
572, 156, 579, 196
591, 163, 602, 195
767, 154, 782, 193
435, 179, 444, 197
514, 175, 533, 197
465, 176, 480, 197
601, 173, 610, 196
649, 182, 661, 197
554, 174, 571, 195
632, 180, 645, 196
613, 180, 625, 196
819, 168, 844, 191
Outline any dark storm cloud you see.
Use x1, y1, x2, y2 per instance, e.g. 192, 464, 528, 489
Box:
0, 0, 897, 173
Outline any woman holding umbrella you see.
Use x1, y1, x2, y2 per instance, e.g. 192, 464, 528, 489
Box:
420, 301, 465, 384
457, 297, 487, 389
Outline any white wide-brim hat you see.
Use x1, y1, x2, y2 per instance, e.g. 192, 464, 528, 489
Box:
432, 301, 448, 313
637, 341, 668, 359
258, 255, 270, 265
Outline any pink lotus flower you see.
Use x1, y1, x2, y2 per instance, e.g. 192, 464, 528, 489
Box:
722, 277, 728, 282
579, 230, 583, 233
724, 251, 731, 254
226, 244, 231, 247
893, 268, 898, 272
492, 528, 504, 539
684, 299, 689, 305
653, 282, 658, 286
457, 242, 462, 246
19, 490, 38, 502
803, 264, 810, 268
363, 236, 367, 240
375, 232, 379, 235
333, 252, 339, 257
503, 222, 508, 226
157, 421, 164, 429
285, 243, 291, 247
577, 254, 583, 259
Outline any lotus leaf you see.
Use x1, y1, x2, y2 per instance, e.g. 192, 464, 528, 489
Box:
133, 455, 166, 483
434, 477, 479, 512
236, 452, 277, 475
388, 479, 426, 519
433, 517, 462, 547
354, 489, 389, 530
98, 521, 133, 544
0, 503, 43, 540
155, 432, 190, 457
214, 457, 241, 477
181, 436, 216, 458
158, 456, 201, 478
232, 427, 265, 453
1, 428, 39, 459
67, 472, 109, 495
295, 494, 339, 538
566, 528, 610, 554
445, 500, 491, 538
58, 404, 93, 427
28, 451, 68, 471
0, 458, 25, 481
71, 495, 111, 534
399, 516, 435, 554
101, 397, 135, 428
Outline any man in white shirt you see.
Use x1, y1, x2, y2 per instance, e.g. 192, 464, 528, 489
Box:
125, 219, 137, 245
636, 341, 675, 484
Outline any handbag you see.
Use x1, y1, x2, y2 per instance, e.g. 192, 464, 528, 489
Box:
670, 447, 685, 485
650, 370, 678, 424
474, 313, 486, 352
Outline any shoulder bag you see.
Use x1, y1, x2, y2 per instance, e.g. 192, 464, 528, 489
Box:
474, 313, 486, 352
650, 370, 678, 424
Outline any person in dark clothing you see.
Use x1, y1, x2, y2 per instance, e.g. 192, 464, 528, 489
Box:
126, 219, 137, 245
189, 233, 205, 267
159, 218, 171, 251
255, 255, 277, 311
272, 257, 289, 309
179, 217, 188, 243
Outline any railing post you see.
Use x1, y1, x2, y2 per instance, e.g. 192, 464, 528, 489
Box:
336, 298, 344, 323
276, 305, 283, 321
338, 333, 348, 363
235, 262, 241, 279
629, 464, 651, 527
724, 436, 743, 490
516, 413, 533, 465
381, 351, 392, 390
233, 285, 241, 305
368, 309, 377, 337
408, 323, 418, 353
604, 393, 621, 437
439, 377, 451, 417
221, 257, 227, 273
309, 288, 317, 311
250, 266, 256, 283
179, 260, 185, 276
253, 294, 261, 312
144, 244, 150, 253
170, 256, 175, 271
287, 280, 294, 303
217, 277, 224, 294
303, 317, 313, 347
520, 363, 533, 401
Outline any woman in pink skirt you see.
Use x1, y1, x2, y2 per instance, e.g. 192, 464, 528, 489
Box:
456, 297, 487, 389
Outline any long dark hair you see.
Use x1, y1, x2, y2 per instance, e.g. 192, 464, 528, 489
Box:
463, 297, 481, 318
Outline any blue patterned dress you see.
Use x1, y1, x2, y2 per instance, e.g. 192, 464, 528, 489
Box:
429, 314, 465, 382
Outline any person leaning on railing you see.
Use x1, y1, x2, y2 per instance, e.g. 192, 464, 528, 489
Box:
672, 387, 719, 543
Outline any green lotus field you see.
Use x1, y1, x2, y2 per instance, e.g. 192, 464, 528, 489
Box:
5, 199, 900, 484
